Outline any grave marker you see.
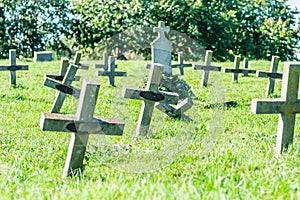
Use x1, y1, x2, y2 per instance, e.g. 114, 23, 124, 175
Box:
151, 21, 173, 75
193, 50, 221, 87
0, 49, 28, 86
171, 52, 192, 75
34, 51, 53, 63
242, 58, 249, 76
156, 98, 193, 120
41, 79, 125, 176
256, 56, 281, 96
44, 52, 89, 113
123, 63, 179, 136
251, 62, 300, 153
224, 56, 256, 82
97, 56, 126, 86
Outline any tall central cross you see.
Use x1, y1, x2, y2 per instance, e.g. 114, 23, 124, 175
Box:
151, 21, 173, 75
0, 49, 28, 86
123, 63, 179, 136
251, 62, 300, 153
41, 79, 125, 176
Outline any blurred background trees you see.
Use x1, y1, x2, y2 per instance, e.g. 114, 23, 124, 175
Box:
0, 0, 299, 61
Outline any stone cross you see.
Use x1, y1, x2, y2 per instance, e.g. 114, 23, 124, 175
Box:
44, 52, 89, 113
97, 56, 126, 86
224, 56, 256, 82
171, 52, 192, 75
251, 62, 300, 153
40, 79, 125, 177
256, 56, 281, 96
151, 21, 173, 75
123, 63, 179, 136
156, 98, 193, 120
193, 50, 221, 87
0, 49, 28, 86
95, 51, 109, 70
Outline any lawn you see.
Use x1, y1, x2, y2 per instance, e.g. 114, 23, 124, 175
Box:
0, 57, 299, 199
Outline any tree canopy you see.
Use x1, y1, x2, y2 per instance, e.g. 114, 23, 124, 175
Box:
0, 0, 299, 61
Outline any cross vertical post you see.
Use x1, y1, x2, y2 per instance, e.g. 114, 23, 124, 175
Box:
9, 49, 17, 86
266, 56, 280, 96
243, 58, 249, 76
232, 56, 241, 82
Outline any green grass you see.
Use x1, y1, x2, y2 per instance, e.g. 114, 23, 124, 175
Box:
0, 58, 299, 199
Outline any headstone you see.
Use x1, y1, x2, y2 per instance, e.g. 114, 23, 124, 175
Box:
95, 51, 109, 70
156, 98, 193, 120
151, 21, 172, 75
40, 79, 125, 177
171, 52, 192, 75
256, 56, 281, 96
123, 63, 179, 136
251, 62, 300, 153
34, 51, 53, 63
97, 56, 126, 86
224, 56, 256, 82
0, 49, 28, 86
44, 52, 89, 113
193, 50, 221, 87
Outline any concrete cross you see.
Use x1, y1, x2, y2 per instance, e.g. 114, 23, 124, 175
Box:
40, 79, 125, 177
224, 56, 256, 82
0, 49, 28, 86
156, 98, 193, 120
44, 52, 89, 113
193, 50, 221, 87
151, 21, 173, 75
251, 62, 300, 153
97, 56, 126, 86
171, 52, 192, 75
95, 51, 109, 70
256, 56, 281, 96
123, 63, 179, 136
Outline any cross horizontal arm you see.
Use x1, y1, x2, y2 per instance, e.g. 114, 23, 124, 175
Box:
69, 62, 89, 70
122, 87, 179, 104
45, 74, 80, 82
224, 68, 256, 74
171, 64, 192, 68
256, 71, 282, 79
40, 113, 124, 135
251, 99, 300, 114
194, 64, 221, 71
44, 77, 80, 98
0, 65, 28, 71
98, 71, 126, 76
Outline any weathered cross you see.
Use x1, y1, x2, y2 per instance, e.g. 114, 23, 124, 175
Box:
44, 52, 89, 113
171, 52, 192, 75
97, 56, 126, 86
156, 98, 193, 120
151, 21, 173, 75
256, 56, 282, 96
251, 62, 300, 153
41, 79, 125, 177
224, 56, 256, 82
123, 63, 179, 136
0, 49, 28, 86
242, 58, 249, 76
193, 50, 221, 87
95, 51, 109, 70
